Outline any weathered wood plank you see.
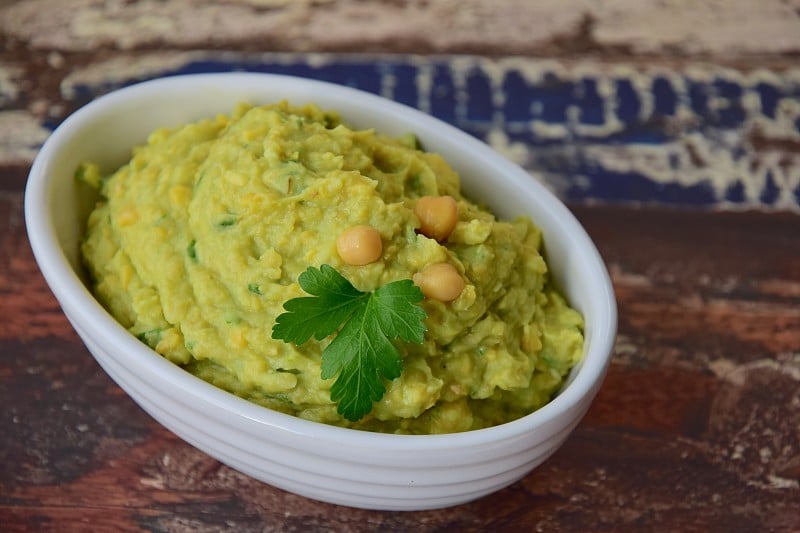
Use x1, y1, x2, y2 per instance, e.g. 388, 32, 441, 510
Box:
2, 2, 800, 209
2, 195, 798, 530
2, 0, 800, 58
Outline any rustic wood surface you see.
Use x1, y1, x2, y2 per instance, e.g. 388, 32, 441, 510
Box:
2, 1, 800, 531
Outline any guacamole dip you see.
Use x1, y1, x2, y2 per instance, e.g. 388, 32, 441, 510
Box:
80, 102, 584, 434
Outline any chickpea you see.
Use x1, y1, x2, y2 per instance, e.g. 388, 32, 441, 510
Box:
412, 262, 465, 302
336, 225, 383, 266
414, 195, 458, 242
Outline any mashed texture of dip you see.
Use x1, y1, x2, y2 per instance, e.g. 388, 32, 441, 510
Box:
80, 102, 584, 434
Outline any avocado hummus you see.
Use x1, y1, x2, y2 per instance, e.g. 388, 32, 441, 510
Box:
80, 102, 584, 434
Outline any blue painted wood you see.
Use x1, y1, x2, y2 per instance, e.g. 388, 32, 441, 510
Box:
64, 53, 800, 210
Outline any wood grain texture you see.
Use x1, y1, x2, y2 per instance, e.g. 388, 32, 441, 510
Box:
3, 0, 800, 57
2, 1, 800, 210
2, 187, 799, 531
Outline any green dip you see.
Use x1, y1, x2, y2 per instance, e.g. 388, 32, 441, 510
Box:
80, 102, 584, 434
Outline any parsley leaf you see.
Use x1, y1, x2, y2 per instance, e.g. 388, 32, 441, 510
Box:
272, 264, 427, 421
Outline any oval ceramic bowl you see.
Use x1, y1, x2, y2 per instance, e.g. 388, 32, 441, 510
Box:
25, 73, 617, 511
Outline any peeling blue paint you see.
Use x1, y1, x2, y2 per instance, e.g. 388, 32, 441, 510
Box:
62, 53, 800, 210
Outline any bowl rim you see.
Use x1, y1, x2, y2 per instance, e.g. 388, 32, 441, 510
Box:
25, 72, 617, 449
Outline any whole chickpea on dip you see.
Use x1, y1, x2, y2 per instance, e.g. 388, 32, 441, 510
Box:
79, 102, 584, 434
336, 225, 383, 266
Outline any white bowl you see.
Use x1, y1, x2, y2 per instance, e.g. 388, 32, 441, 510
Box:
25, 73, 617, 511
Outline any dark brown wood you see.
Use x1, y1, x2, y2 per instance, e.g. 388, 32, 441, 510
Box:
2, 181, 798, 530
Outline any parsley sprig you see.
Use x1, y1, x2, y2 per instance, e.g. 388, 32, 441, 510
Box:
272, 264, 427, 421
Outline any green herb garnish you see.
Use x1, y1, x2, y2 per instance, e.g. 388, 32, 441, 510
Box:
272, 264, 427, 421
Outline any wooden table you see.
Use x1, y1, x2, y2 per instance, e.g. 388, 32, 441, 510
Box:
2, 1, 799, 531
